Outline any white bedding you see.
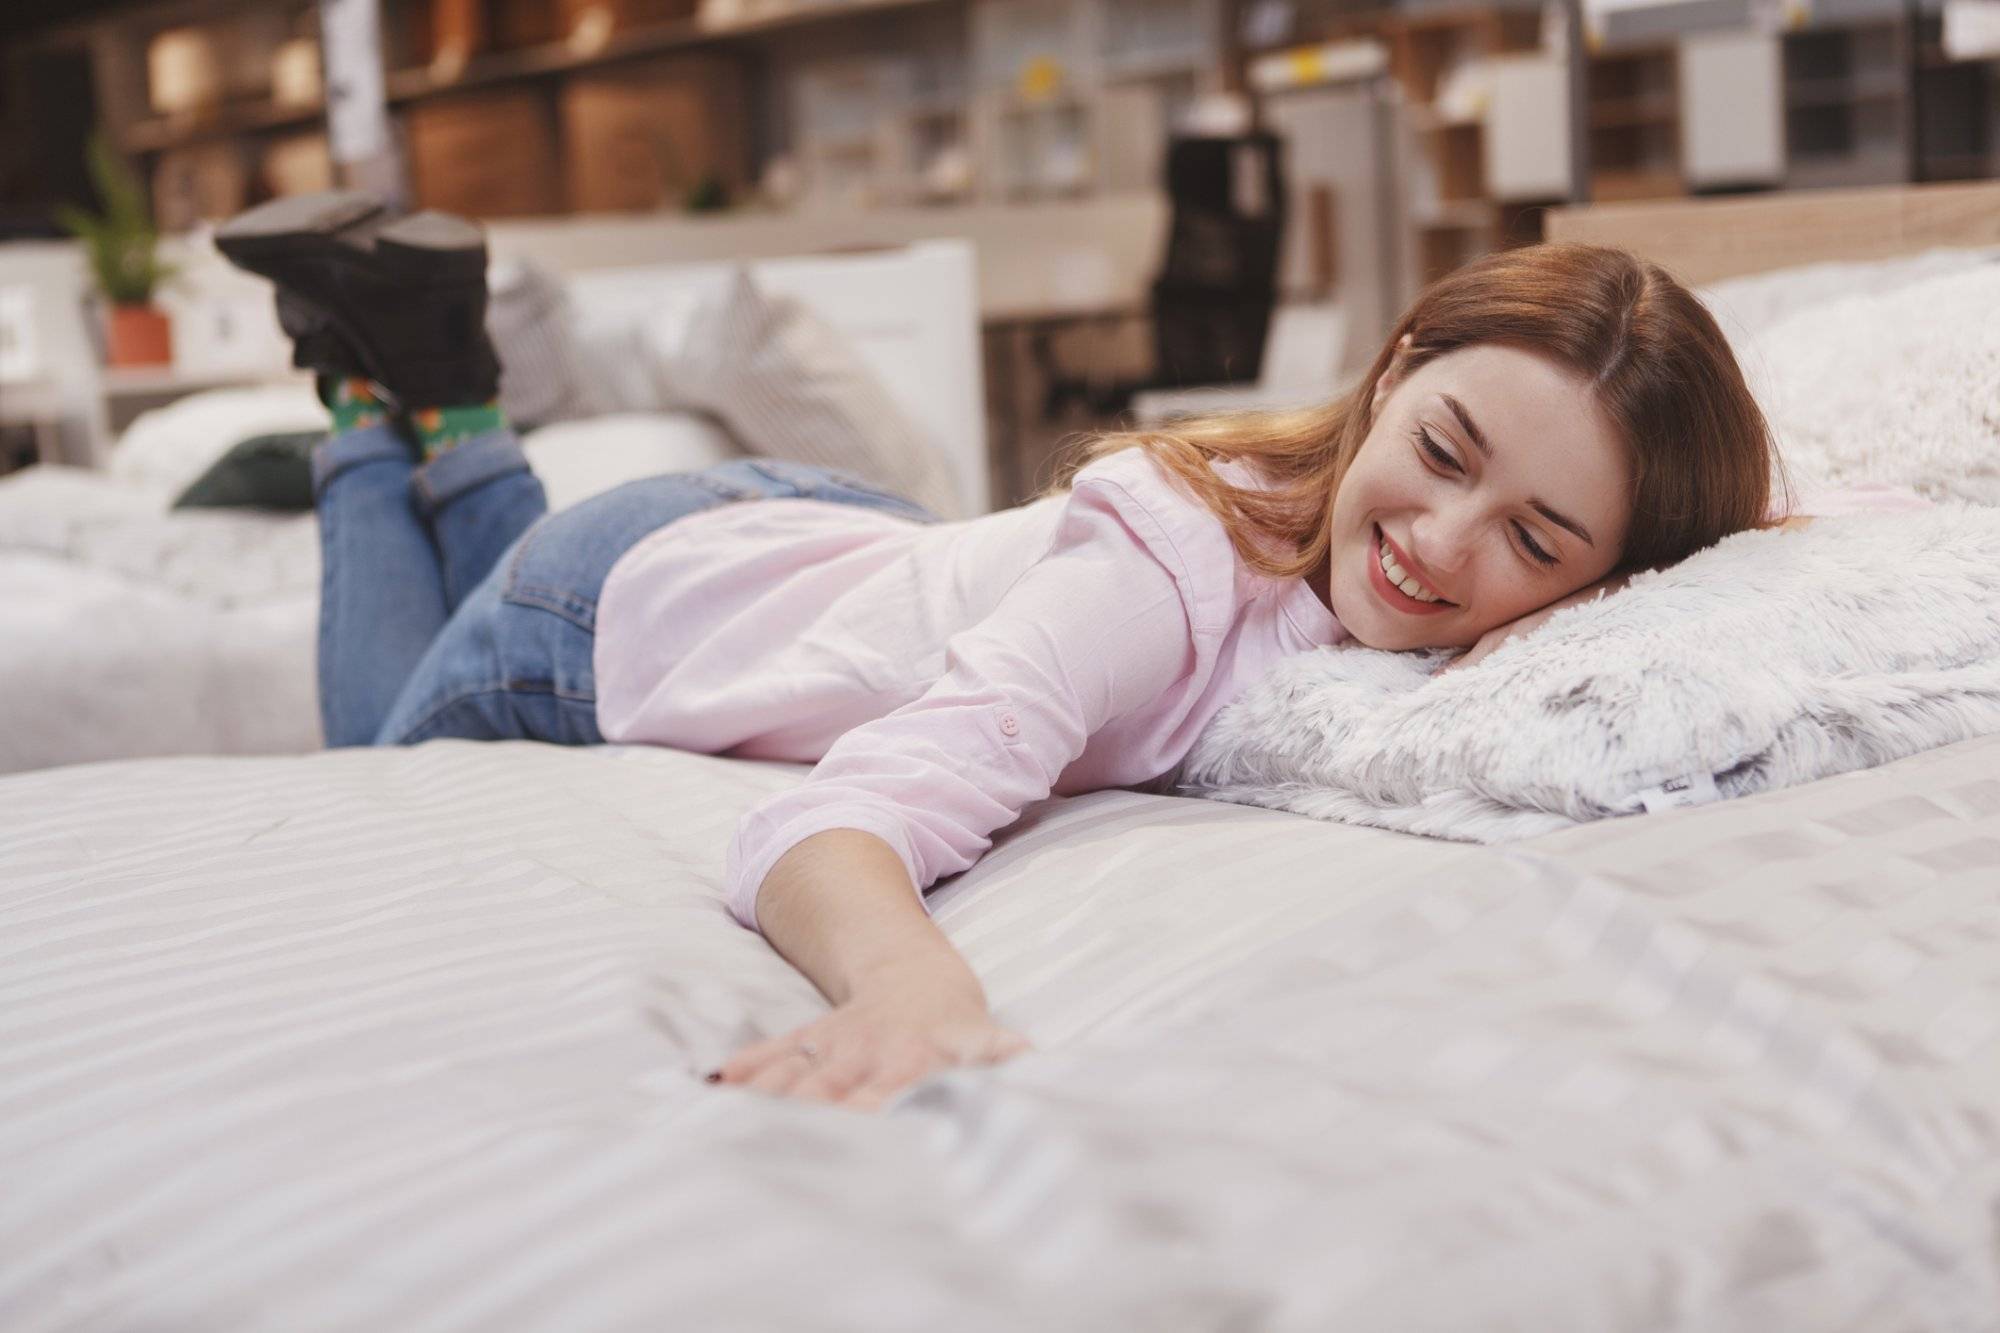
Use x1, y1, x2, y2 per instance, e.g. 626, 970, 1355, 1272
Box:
3, 733, 1998, 1328
0, 412, 751, 775
0, 461, 323, 772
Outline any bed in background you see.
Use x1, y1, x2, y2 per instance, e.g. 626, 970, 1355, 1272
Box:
4, 183, 1999, 1330
0, 240, 985, 775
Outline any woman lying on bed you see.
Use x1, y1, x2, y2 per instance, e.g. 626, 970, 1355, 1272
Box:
216, 192, 1784, 1113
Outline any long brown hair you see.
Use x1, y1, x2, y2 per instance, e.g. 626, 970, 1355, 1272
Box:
1039, 242, 1788, 580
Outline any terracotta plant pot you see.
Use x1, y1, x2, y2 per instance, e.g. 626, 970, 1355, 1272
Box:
106, 303, 173, 368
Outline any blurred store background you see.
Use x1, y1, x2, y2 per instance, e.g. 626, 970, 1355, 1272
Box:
2, 0, 1998, 500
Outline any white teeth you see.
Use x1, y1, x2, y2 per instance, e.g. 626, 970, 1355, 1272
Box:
1377, 535, 1441, 603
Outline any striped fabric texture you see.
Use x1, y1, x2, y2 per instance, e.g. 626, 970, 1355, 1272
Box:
486, 259, 598, 432
4, 733, 1999, 1329
648, 266, 966, 520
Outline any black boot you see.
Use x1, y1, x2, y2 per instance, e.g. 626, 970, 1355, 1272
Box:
216, 190, 500, 412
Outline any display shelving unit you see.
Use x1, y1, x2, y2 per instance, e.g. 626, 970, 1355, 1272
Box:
1585, 43, 1685, 200
1782, 17, 1910, 188
17, 0, 1999, 255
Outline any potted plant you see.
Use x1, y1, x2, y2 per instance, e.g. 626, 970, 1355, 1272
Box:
58, 134, 178, 368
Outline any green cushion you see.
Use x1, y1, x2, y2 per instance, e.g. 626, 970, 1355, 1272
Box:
170, 431, 324, 511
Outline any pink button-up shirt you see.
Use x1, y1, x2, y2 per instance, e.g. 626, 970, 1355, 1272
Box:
591, 448, 1345, 934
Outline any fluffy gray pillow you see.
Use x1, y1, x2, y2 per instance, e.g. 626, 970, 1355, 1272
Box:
1178, 506, 2000, 840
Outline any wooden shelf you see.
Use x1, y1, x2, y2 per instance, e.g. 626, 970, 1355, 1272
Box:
1587, 93, 1678, 128
1405, 104, 1480, 132
1784, 74, 1906, 108
1591, 167, 1687, 201
100, 364, 309, 399
1417, 199, 1497, 228
1916, 151, 1996, 179
123, 100, 326, 154
119, 0, 951, 157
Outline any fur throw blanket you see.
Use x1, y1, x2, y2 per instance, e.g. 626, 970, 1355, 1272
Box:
1178, 506, 2000, 841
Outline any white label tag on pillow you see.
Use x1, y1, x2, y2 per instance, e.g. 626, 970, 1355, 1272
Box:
1636, 770, 1721, 813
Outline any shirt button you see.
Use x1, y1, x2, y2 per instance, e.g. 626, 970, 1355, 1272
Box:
998, 713, 1020, 737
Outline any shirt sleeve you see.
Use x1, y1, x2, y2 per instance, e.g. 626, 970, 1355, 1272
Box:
721, 476, 1202, 935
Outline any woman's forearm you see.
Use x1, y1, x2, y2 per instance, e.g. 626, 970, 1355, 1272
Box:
753, 828, 988, 1012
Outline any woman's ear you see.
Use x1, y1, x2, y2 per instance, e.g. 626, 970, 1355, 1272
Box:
1367, 334, 1415, 425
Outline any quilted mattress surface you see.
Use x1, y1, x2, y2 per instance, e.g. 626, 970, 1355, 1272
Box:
4, 735, 1998, 1330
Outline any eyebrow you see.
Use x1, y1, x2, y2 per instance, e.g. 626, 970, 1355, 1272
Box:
1439, 393, 1597, 548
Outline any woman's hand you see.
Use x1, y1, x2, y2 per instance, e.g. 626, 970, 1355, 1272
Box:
708, 969, 1033, 1112
1436, 572, 1631, 675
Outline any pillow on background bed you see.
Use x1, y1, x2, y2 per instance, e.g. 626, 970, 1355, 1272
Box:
1695, 244, 2000, 345
1733, 260, 2000, 506
487, 258, 597, 431
108, 383, 328, 499
519, 412, 744, 513
1179, 506, 2000, 841
640, 266, 965, 520
170, 431, 322, 510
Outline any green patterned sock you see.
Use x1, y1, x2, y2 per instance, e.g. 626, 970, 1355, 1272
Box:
323, 376, 388, 434
409, 401, 507, 458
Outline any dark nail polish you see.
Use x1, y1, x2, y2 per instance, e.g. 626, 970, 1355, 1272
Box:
703, 1071, 721, 1083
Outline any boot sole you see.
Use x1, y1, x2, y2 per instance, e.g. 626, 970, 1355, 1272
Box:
215, 190, 488, 286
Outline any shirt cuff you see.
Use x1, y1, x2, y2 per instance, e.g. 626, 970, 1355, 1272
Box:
724, 802, 930, 934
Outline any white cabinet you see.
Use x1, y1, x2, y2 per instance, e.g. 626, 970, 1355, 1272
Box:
1678, 29, 1784, 187
1484, 51, 1572, 200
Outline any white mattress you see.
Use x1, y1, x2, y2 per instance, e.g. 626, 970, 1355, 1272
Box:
0, 465, 322, 773
0, 413, 739, 775
4, 732, 1997, 1330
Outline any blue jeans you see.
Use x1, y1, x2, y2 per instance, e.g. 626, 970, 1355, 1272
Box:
310, 424, 941, 748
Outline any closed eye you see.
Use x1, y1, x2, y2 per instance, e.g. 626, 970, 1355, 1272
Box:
1414, 427, 1461, 473
1418, 426, 1559, 568
1514, 521, 1558, 567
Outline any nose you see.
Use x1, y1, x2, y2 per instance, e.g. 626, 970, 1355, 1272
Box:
1409, 501, 1479, 576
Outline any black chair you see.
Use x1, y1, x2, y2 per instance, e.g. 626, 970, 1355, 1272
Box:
1039, 131, 1288, 420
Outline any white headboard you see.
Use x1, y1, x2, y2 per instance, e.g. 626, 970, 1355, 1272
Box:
493, 235, 989, 517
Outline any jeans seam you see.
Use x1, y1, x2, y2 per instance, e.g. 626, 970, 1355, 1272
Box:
411, 451, 529, 516
740, 461, 930, 515
687, 473, 758, 501
314, 438, 409, 502
505, 588, 597, 631
394, 680, 598, 745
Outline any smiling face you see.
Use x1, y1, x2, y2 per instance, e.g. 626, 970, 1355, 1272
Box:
1322, 339, 1634, 651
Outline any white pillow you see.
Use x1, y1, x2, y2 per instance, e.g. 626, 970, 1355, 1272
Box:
640, 266, 964, 519
107, 383, 327, 500
520, 412, 745, 513
1742, 262, 2000, 505
561, 264, 734, 416
573, 289, 712, 416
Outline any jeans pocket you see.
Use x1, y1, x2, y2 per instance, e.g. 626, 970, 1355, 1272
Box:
500, 519, 601, 633
500, 473, 748, 631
